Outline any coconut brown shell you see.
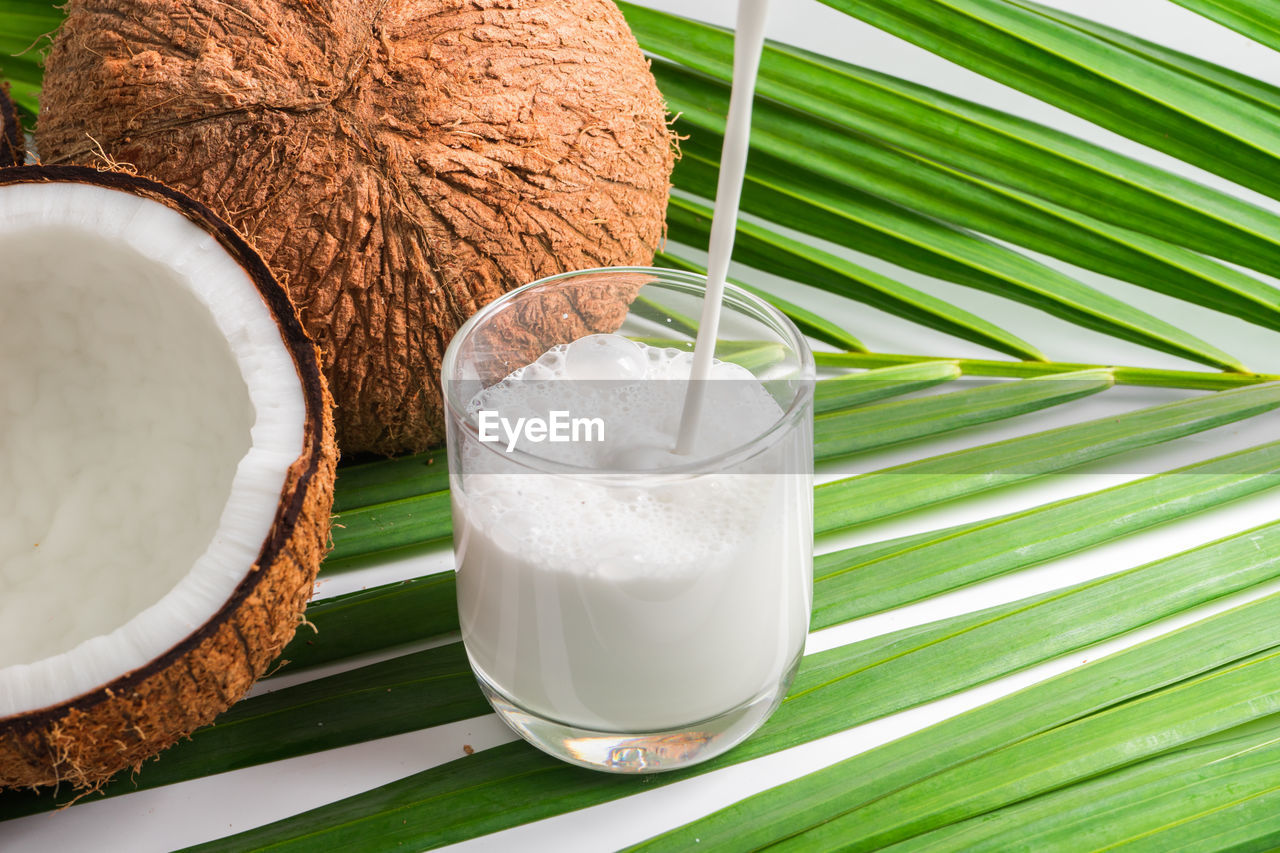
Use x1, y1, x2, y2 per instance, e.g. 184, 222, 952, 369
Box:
0, 83, 23, 168
38, 0, 675, 455
0, 165, 337, 792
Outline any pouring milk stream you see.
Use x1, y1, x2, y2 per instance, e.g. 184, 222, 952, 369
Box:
676, 0, 772, 455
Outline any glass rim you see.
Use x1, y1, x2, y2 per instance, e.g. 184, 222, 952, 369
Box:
440, 265, 816, 481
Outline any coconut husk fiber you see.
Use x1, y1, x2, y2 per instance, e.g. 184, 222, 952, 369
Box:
0, 83, 24, 168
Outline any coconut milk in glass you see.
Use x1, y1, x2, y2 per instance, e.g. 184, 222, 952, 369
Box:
441, 267, 814, 772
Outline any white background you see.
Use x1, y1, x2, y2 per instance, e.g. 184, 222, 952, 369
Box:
6, 0, 1280, 850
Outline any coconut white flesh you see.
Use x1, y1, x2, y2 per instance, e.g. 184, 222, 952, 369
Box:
0, 182, 305, 718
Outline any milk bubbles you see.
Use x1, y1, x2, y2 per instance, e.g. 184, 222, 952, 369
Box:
465, 334, 783, 470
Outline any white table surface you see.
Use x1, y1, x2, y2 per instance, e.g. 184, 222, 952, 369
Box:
6, 1, 1280, 850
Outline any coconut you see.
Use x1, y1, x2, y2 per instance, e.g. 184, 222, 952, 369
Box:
0, 165, 337, 791
0, 83, 22, 168
37, 0, 676, 456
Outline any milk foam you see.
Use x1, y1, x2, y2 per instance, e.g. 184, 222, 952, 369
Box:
466, 335, 784, 469
460, 335, 785, 579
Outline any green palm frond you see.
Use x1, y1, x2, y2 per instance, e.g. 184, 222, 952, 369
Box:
5, 0, 1280, 849
1168, 0, 1280, 52
819, 0, 1280, 201
168, 523, 1280, 851
634, 569, 1280, 851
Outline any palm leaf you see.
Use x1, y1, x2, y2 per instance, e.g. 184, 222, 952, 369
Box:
813, 361, 961, 413
1026, 0, 1280, 113
662, 67, 1280, 345
325, 489, 451, 570
623, 2, 1280, 279
818, 0, 1280, 202
816, 350, 1280, 390
815, 381, 1280, 533
815, 439, 1280, 624
0, 3, 50, 121
282, 574, 461, 671
669, 116, 1247, 369
330, 450, 448, 513
173, 522, 1280, 851
882, 717, 1280, 851
624, 4, 1280, 277
5, 0, 1280, 848
741, 647, 1280, 852
1168, 0, 1280, 52
815, 368, 1113, 460
666, 193, 1047, 360
653, 250, 866, 351
632, 570, 1280, 851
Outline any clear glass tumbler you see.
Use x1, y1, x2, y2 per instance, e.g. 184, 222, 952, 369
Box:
441, 267, 814, 773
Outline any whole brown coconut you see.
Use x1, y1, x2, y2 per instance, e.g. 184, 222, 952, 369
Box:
38, 0, 675, 455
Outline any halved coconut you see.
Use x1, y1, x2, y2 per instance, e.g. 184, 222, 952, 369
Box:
0, 165, 336, 791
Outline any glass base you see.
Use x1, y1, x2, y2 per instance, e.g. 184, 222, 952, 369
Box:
472, 654, 802, 774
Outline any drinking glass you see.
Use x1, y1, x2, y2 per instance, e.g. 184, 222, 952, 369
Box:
441, 267, 814, 773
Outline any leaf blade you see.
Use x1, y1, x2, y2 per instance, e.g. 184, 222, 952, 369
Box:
332, 450, 448, 514
1167, 0, 1280, 53
816, 350, 1280, 391
670, 138, 1244, 370
816, 381, 1280, 534
654, 250, 866, 352
814, 361, 961, 414
817, 0, 1280, 203
622, 2, 1280, 281
815, 368, 1113, 460
174, 523, 1280, 852
659, 61, 1280, 342
631, 541, 1280, 852
326, 490, 453, 570
885, 720, 1280, 852
667, 194, 1046, 361
815, 439, 1280, 625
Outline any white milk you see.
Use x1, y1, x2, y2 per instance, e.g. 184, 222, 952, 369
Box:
452, 335, 812, 732
676, 0, 772, 453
